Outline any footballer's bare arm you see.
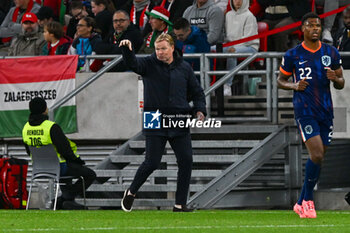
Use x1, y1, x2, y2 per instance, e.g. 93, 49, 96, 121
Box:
277, 72, 309, 91
326, 67, 345, 90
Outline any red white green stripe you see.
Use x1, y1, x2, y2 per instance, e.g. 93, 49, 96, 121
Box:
0, 55, 78, 137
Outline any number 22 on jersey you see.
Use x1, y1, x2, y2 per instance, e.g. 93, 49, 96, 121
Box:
298, 67, 312, 79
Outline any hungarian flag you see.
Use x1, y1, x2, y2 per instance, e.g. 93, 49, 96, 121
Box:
0, 55, 78, 138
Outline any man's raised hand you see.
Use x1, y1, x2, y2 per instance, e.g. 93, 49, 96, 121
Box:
119, 39, 133, 51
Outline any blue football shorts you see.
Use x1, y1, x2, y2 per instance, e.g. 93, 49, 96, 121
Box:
296, 116, 333, 145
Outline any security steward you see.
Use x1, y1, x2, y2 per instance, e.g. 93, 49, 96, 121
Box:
22, 97, 96, 210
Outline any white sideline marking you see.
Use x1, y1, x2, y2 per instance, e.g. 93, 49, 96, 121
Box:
3, 224, 350, 232
204, 210, 350, 215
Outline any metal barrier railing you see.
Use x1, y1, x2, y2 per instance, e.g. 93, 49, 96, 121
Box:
48, 56, 123, 120
3, 51, 350, 123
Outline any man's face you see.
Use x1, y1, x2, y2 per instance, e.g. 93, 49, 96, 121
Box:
302, 18, 322, 42
197, 0, 208, 6
174, 27, 191, 42
233, 0, 242, 10
22, 21, 38, 34
155, 40, 174, 63
343, 11, 350, 29
71, 8, 87, 20
38, 18, 52, 27
149, 16, 165, 31
113, 12, 130, 33
14, 0, 28, 8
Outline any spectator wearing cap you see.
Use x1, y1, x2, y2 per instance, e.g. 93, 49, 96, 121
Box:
42, 21, 72, 55
138, 6, 175, 54
8, 12, 46, 56
36, 6, 55, 30
22, 97, 96, 210
183, 0, 224, 45
0, 0, 41, 40
129, 0, 163, 39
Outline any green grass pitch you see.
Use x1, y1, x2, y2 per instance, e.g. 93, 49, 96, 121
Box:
1, 210, 350, 233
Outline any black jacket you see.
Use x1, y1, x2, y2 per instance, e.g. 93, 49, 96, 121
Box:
334, 26, 350, 69
71, 33, 102, 51
121, 46, 206, 136
95, 9, 113, 40
164, 0, 193, 23
112, 0, 132, 12
95, 23, 143, 71
24, 114, 84, 165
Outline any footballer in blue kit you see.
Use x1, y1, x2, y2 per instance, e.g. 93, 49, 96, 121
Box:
278, 13, 345, 219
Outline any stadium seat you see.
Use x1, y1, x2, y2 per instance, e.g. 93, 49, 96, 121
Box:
26, 145, 86, 210
256, 21, 268, 64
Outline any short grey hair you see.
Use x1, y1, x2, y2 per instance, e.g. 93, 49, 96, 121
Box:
114, 10, 130, 20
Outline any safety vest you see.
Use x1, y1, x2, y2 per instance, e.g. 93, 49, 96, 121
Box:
22, 120, 79, 163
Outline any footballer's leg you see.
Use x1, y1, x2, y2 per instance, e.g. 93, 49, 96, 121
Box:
296, 117, 323, 218
302, 135, 324, 218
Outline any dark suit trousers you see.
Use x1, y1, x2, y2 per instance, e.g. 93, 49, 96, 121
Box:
129, 133, 193, 205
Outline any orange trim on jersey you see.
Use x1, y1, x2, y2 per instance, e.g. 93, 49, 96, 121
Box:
302, 41, 321, 53
280, 67, 292, 76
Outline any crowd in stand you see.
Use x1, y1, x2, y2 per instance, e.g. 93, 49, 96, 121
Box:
1, 0, 350, 95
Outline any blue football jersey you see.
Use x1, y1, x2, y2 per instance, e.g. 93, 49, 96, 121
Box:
280, 41, 342, 119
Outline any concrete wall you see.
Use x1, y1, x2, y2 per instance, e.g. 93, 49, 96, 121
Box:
332, 70, 350, 139
67, 72, 142, 140
315, 191, 350, 210
66, 70, 350, 140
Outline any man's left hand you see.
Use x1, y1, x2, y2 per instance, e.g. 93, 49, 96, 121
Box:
326, 67, 337, 82
196, 111, 205, 122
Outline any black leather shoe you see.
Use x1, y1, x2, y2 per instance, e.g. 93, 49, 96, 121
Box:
173, 205, 193, 212
121, 189, 135, 212
345, 192, 350, 205
62, 200, 85, 210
